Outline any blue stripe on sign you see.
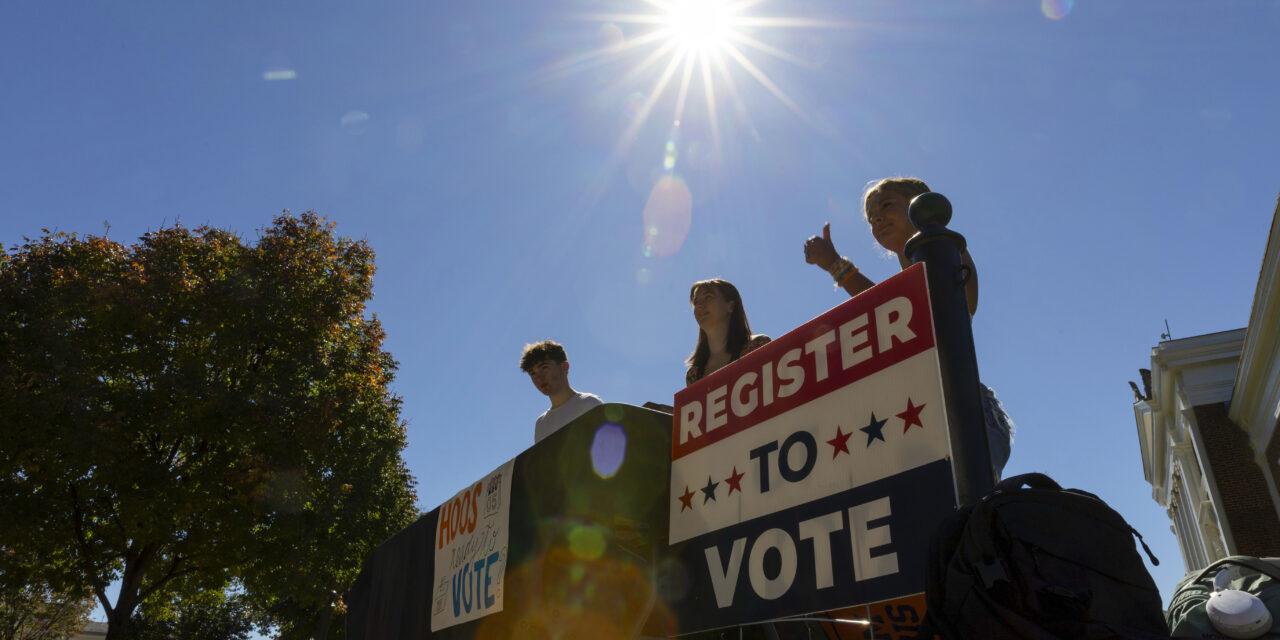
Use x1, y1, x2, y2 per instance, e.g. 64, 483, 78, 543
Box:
666, 459, 955, 634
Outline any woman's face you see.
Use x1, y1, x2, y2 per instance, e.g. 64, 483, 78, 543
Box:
692, 285, 735, 329
865, 189, 915, 255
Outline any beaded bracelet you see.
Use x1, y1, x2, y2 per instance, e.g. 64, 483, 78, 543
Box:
836, 265, 859, 288
830, 257, 854, 283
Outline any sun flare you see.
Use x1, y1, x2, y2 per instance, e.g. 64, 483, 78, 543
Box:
663, 0, 736, 55
561, 0, 850, 211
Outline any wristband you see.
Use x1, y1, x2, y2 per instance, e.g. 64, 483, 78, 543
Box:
836, 266, 859, 288
830, 257, 854, 282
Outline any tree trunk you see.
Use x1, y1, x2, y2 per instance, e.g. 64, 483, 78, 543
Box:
104, 585, 140, 640
312, 603, 334, 640
104, 610, 134, 640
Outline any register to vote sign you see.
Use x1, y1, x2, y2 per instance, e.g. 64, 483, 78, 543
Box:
669, 264, 958, 632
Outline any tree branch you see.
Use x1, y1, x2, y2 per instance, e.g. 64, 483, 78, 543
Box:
104, 494, 128, 543
136, 553, 193, 604
166, 439, 181, 468
67, 483, 111, 618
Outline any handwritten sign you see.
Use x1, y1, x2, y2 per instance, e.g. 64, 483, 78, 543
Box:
430, 459, 516, 632
668, 264, 956, 632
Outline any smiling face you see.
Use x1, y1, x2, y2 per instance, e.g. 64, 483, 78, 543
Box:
864, 188, 916, 255
691, 284, 735, 329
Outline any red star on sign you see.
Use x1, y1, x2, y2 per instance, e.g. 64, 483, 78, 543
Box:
724, 467, 745, 495
827, 426, 852, 458
678, 485, 695, 512
898, 397, 926, 433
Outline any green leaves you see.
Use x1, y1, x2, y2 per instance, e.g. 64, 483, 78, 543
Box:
131, 588, 255, 640
1, 213, 417, 639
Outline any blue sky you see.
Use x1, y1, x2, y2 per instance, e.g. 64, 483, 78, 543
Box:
4, 0, 1279, 617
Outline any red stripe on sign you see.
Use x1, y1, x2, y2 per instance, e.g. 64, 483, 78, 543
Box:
671, 264, 936, 460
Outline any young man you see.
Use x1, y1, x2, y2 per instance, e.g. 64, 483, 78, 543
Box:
520, 340, 603, 443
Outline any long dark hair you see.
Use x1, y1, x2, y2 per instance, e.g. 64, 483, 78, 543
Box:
686, 279, 753, 374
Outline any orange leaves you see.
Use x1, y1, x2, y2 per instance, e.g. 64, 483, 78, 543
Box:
2, 214, 414, 634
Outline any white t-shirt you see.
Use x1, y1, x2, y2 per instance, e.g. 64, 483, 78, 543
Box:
534, 392, 603, 443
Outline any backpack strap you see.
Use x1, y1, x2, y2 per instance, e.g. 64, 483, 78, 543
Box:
992, 472, 1061, 493
1130, 526, 1160, 566
939, 499, 1013, 593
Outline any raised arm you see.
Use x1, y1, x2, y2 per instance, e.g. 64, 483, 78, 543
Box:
804, 222, 877, 297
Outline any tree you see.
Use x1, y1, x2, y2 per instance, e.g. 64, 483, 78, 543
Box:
239, 440, 417, 640
0, 213, 418, 640
231, 216, 418, 639
0, 549, 94, 640
130, 589, 254, 640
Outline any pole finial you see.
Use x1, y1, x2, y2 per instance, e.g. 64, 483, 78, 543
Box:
908, 191, 953, 229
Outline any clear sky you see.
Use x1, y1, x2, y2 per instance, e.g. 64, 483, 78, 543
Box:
4, 0, 1278, 618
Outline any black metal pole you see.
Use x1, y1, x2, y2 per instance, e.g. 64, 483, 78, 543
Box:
903, 192, 995, 507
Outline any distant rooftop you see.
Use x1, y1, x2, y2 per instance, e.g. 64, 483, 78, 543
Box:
70, 621, 108, 639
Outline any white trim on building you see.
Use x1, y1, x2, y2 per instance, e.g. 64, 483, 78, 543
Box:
1229, 197, 1280, 521
1134, 329, 1244, 570
1133, 192, 1280, 571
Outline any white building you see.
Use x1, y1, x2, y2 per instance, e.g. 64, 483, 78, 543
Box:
1132, 195, 1280, 569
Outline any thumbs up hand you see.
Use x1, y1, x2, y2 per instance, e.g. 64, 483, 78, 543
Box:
803, 222, 839, 271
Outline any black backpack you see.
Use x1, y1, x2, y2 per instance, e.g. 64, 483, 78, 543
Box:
916, 473, 1170, 639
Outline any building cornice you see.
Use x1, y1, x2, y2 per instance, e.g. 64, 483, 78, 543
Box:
1133, 399, 1158, 495
1139, 330, 1244, 512
1230, 193, 1280, 455
1152, 330, 1246, 407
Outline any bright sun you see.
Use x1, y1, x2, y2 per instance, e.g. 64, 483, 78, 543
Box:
561, 0, 846, 204
664, 0, 736, 54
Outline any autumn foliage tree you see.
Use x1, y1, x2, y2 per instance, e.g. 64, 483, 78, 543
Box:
0, 548, 94, 640
0, 213, 417, 640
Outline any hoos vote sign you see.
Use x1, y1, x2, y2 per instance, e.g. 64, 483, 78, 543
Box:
668, 264, 958, 632
431, 460, 515, 632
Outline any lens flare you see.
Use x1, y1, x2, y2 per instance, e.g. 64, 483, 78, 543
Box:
599, 22, 625, 53
340, 111, 370, 133
657, 556, 693, 601
260, 51, 295, 81
568, 525, 607, 559
476, 546, 676, 640
1041, 0, 1074, 20
563, 0, 852, 211
669, 0, 733, 53
257, 468, 306, 513
641, 176, 693, 258
590, 422, 628, 477
624, 92, 646, 120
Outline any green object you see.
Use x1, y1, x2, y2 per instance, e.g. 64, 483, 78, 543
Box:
1167, 556, 1280, 638
0, 214, 418, 638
